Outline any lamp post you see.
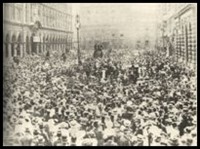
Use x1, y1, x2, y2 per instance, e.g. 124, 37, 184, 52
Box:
76, 14, 81, 65
120, 34, 123, 49
162, 21, 167, 50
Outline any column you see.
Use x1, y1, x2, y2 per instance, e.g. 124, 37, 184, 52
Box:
43, 43, 46, 53
44, 43, 46, 53
62, 44, 64, 52
178, 33, 181, 60
46, 43, 49, 52
184, 25, 187, 63
23, 43, 26, 57
41, 43, 43, 53
49, 44, 51, 52
58, 44, 61, 51
43, 43, 45, 53
181, 27, 184, 61
188, 23, 192, 63
36, 43, 39, 54
8, 44, 12, 58
41, 43, 43, 54
14, 44, 17, 57
38, 43, 41, 54
192, 15, 197, 66
29, 42, 31, 55
20, 44, 23, 57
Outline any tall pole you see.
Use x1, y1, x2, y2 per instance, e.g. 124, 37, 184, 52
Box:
77, 27, 80, 65
76, 14, 81, 65
22, 4, 25, 58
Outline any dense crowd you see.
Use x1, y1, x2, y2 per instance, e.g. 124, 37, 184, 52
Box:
3, 48, 197, 146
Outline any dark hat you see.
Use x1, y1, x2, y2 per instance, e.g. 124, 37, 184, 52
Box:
57, 130, 62, 135
38, 135, 44, 142
25, 128, 30, 133
33, 129, 39, 135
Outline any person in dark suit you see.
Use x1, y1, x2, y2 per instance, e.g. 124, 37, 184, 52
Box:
93, 44, 103, 58
103, 136, 117, 146
13, 56, 20, 65
46, 51, 50, 61
65, 48, 69, 54
61, 52, 66, 62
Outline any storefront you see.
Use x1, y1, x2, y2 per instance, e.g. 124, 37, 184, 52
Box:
174, 4, 197, 65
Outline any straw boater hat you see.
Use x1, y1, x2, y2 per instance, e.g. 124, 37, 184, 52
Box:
113, 122, 121, 128
70, 120, 77, 127
38, 135, 45, 142
82, 139, 93, 146
25, 128, 31, 133
123, 119, 131, 128
169, 136, 179, 146
61, 129, 68, 137
137, 134, 144, 140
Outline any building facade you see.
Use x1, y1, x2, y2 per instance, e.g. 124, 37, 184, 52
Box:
3, 3, 73, 61
158, 3, 197, 65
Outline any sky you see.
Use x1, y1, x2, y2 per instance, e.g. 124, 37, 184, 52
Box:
71, 3, 160, 43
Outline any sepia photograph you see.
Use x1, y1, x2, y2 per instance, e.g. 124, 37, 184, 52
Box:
3, 3, 197, 146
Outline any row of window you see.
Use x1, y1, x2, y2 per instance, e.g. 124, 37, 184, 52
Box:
3, 3, 72, 32
4, 3, 23, 22
29, 4, 72, 31
44, 3, 72, 15
162, 3, 189, 15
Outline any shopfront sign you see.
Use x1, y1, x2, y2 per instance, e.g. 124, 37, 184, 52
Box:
33, 36, 40, 42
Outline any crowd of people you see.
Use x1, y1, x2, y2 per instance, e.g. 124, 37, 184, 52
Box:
3, 48, 197, 146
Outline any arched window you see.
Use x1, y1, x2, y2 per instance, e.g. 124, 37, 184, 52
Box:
52, 37, 55, 50
5, 34, 10, 58
25, 4, 28, 22
38, 5, 41, 16
30, 4, 33, 22
30, 34, 35, 54
43, 7, 45, 26
46, 36, 49, 43
12, 4, 15, 20
17, 35, 22, 56
11, 35, 16, 57
43, 36, 46, 52
189, 22, 192, 32
26, 36, 30, 55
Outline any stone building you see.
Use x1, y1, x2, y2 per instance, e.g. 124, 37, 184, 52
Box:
3, 3, 73, 61
158, 3, 197, 66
